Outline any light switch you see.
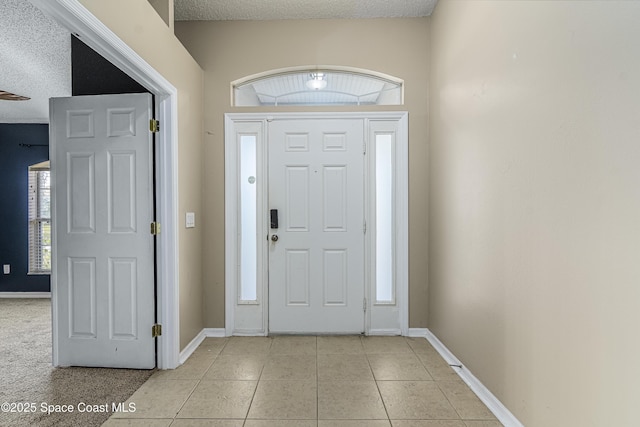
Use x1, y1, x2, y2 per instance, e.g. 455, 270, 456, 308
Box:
185, 212, 195, 228
3, 264, 9, 274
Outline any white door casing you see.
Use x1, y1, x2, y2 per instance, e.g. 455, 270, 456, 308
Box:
50, 93, 155, 368
268, 119, 365, 333
225, 112, 409, 336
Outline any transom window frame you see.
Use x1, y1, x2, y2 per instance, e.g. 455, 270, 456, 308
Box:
231, 66, 405, 107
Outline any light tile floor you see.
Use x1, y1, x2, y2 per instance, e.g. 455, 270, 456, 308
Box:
103, 336, 503, 427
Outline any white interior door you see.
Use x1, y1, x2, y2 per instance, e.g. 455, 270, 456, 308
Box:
268, 119, 365, 333
50, 93, 155, 368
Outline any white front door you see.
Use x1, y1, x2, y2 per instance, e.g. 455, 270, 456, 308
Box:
268, 119, 365, 333
50, 93, 156, 368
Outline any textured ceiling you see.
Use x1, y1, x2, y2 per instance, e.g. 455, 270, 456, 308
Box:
0, 0, 71, 123
2, 0, 436, 123
175, 0, 438, 21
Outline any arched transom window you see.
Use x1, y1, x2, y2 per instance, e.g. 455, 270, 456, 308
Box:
232, 66, 403, 107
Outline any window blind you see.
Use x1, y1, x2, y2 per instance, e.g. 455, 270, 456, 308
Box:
28, 169, 51, 274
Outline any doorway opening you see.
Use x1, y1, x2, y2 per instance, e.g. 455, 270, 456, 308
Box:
32, 0, 180, 369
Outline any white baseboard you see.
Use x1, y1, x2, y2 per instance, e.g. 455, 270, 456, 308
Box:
203, 328, 226, 338
233, 329, 267, 336
0, 292, 51, 298
178, 328, 227, 365
423, 329, 524, 427
368, 328, 402, 336
178, 329, 206, 365
407, 328, 429, 337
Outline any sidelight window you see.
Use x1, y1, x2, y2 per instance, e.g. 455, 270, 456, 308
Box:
239, 134, 258, 302
375, 134, 395, 304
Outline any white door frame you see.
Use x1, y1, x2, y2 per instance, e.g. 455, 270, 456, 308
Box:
32, 0, 180, 369
225, 112, 408, 336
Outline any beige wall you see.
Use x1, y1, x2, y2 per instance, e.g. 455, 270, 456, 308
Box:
175, 18, 430, 329
78, 0, 205, 350
148, 0, 174, 32
429, 1, 640, 425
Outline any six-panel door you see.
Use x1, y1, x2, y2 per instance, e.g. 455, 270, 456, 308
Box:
50, 93, 155, 368
268, 119, 365, 333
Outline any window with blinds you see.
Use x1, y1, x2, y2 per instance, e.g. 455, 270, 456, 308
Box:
28, 163, 51, 274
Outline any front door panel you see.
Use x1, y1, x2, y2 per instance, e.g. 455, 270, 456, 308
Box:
268, 119, 364, 333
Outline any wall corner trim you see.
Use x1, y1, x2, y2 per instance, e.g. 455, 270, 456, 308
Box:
204, 328, 227, 338
407, 328, 429, 337
177, 328, 226, 366
423, 329, 524, 427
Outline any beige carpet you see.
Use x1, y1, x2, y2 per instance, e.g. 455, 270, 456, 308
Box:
0, 298, 154, 427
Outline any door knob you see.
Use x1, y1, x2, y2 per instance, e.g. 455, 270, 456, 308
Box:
271, 235, 279, 242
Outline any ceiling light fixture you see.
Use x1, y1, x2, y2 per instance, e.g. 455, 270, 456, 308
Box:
306, 72, 327, 90
0, 90, 30, 101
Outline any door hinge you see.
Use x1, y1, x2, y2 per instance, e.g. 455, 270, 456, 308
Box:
149, 119, 160, 133
150, 222, 161, 235
152, 323, 162, 338
363, 220, 367, 234
363, 142, 367, 155
363, 298, 367, 312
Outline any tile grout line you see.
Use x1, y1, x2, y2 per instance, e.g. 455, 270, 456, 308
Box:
370, 356, 393, 424
409, 337, 473, 424
435, 379, 466, 422
244, 337, 272, 424
408, 338, 495, 423
170, 339, 229, 423
363, 335, 394, 424
412, 337, 468, 424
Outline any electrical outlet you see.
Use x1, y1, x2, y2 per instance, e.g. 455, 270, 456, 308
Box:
3, 264, 10, 274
